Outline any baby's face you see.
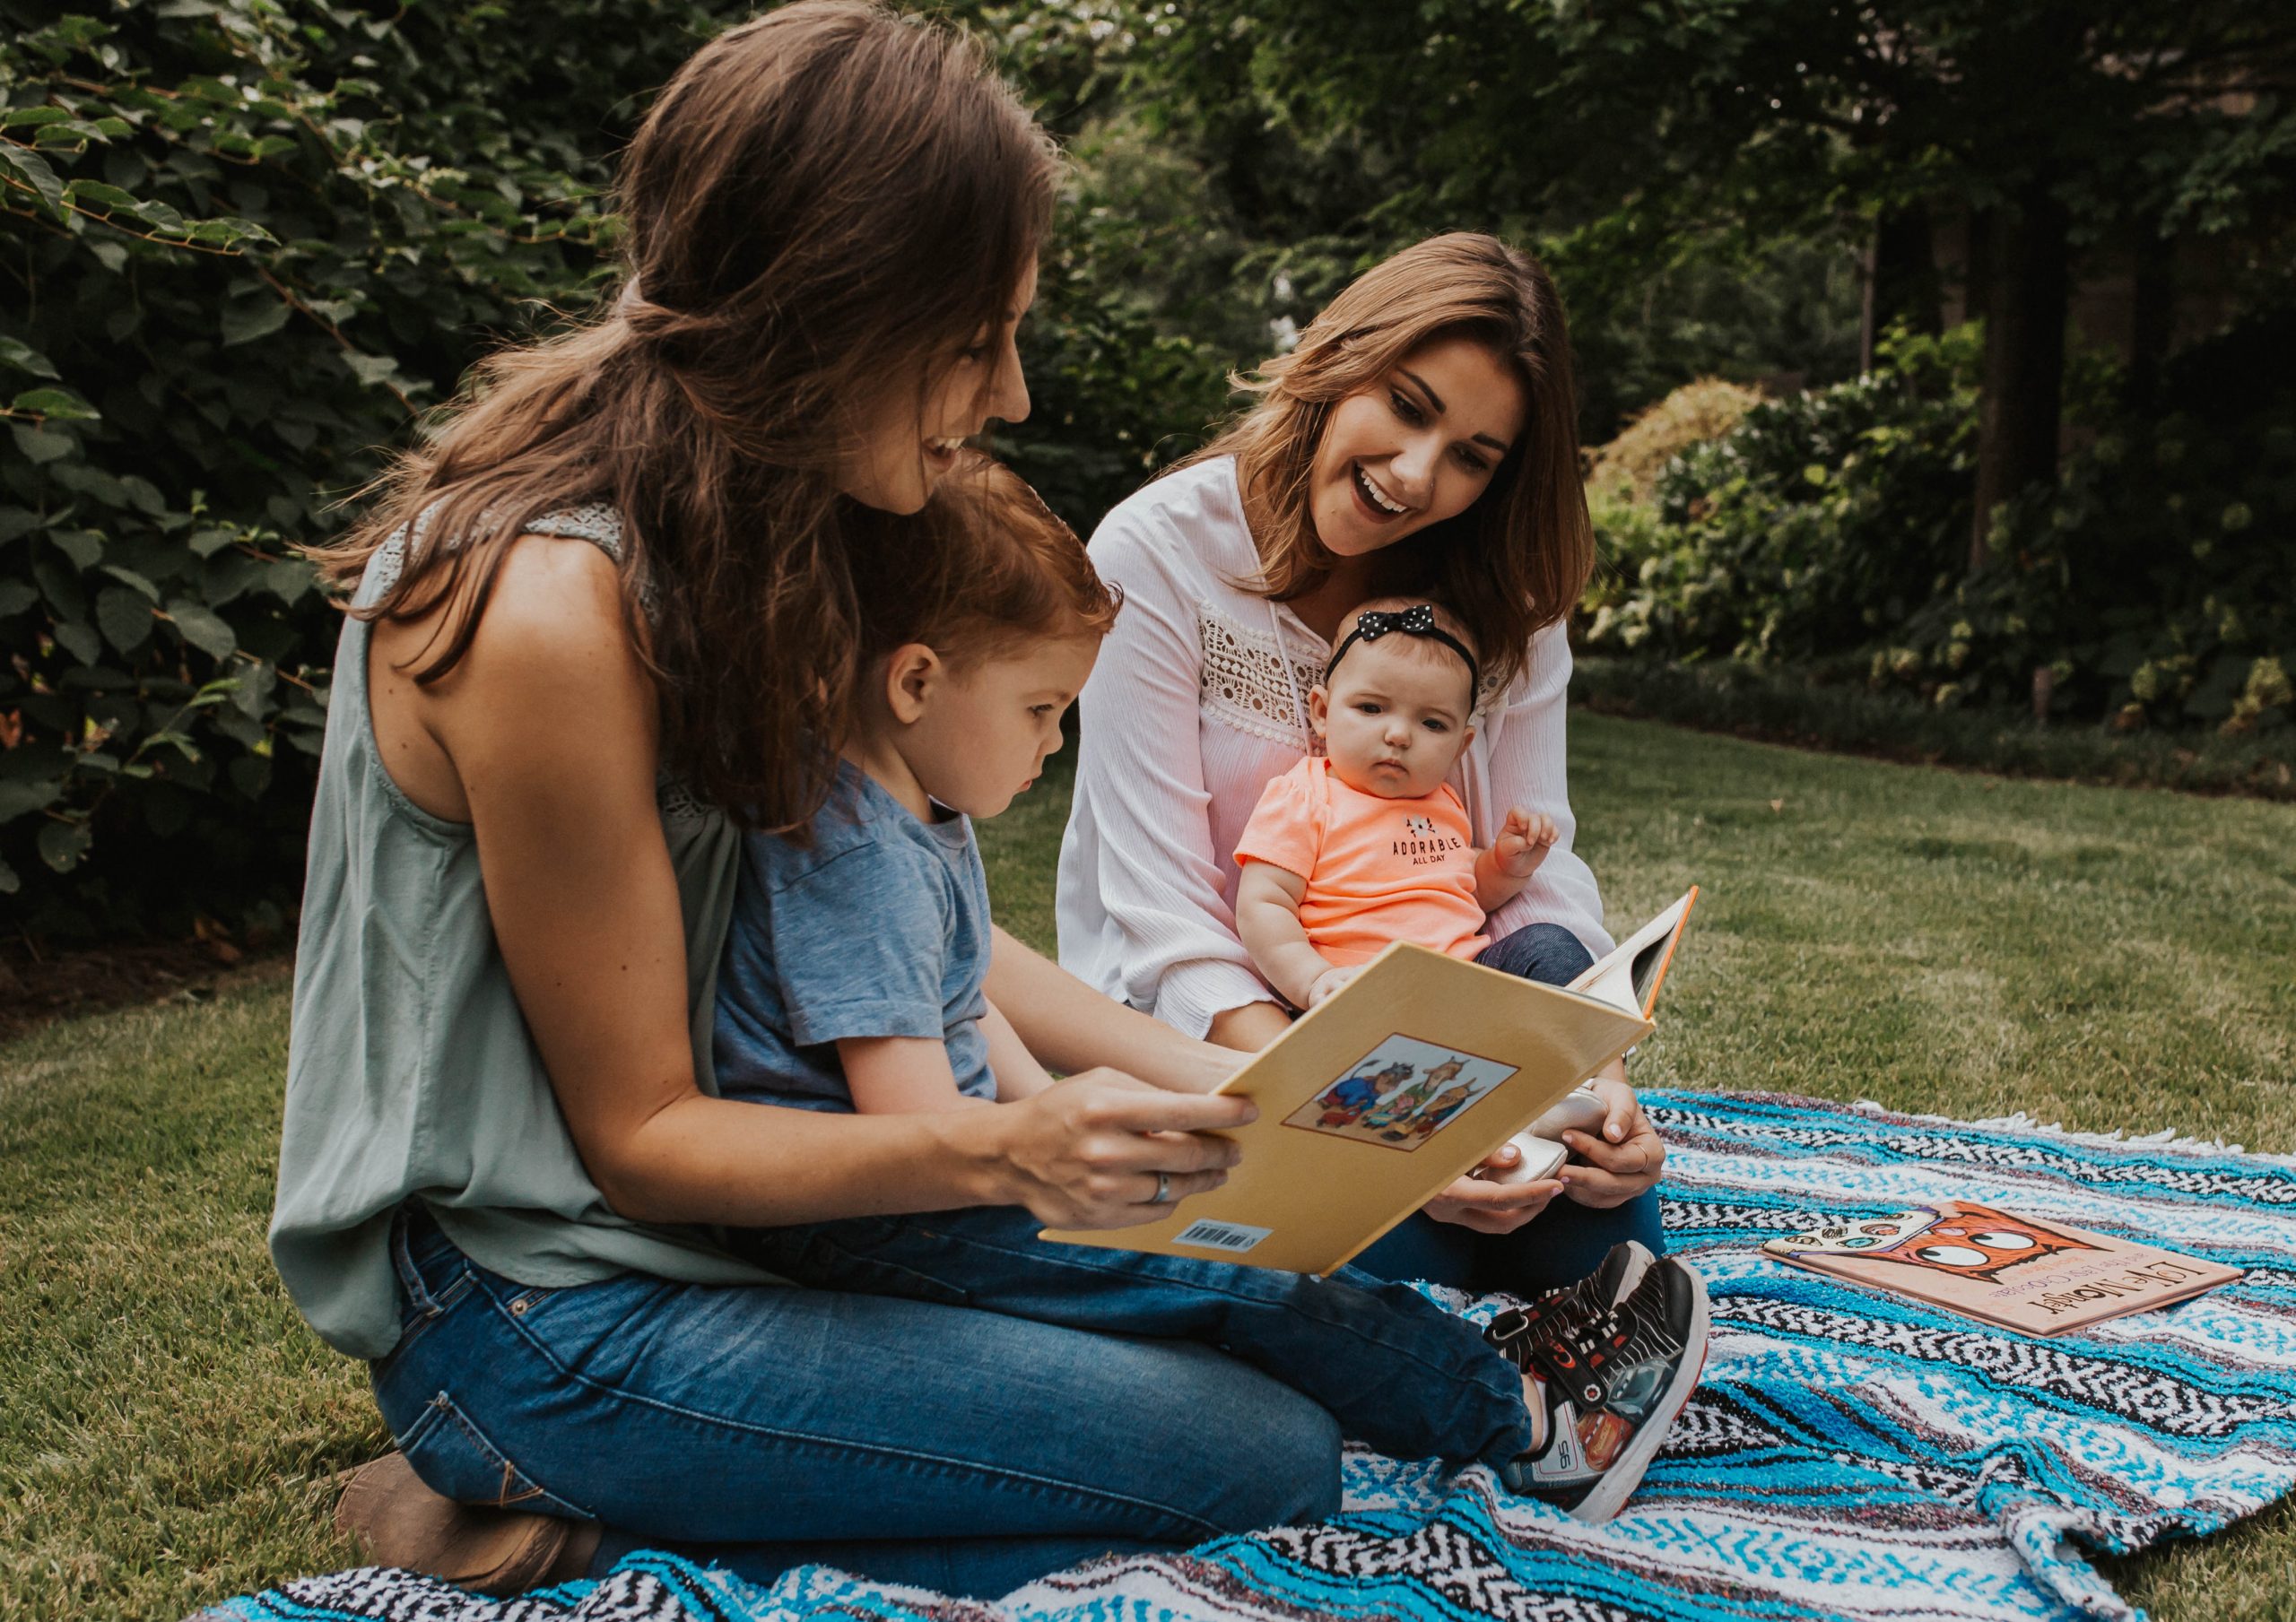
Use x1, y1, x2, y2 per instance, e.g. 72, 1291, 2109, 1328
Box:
1312, 637, 1475, 800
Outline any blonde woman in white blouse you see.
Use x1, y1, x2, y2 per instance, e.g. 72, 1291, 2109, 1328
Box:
1057, 234, 1668, 1294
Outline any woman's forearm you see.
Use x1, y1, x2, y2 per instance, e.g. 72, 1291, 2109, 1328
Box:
602, 1091, 1008, 1226
984, 924, 1237, 1093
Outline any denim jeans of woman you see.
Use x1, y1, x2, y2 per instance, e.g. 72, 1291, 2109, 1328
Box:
370, 922, 1662, 1599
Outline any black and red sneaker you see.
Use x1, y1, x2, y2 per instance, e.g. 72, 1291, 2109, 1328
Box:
1484, 1239, 1652, 1349
1491, 1254, 1709, 1522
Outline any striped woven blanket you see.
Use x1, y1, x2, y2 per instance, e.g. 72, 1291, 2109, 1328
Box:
204, 1089, 2296, 1622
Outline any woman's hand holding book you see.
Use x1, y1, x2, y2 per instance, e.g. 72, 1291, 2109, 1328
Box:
974, 1072, 1257, 1229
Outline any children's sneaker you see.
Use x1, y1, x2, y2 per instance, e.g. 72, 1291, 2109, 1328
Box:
1484, 1240, 1653, 1351
1491, 1254, 1710, 1522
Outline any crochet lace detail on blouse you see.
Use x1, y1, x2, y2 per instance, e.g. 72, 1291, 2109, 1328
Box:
654, 775, 717, 825
1195, 603, 1507, 750
523, 503, 626, 555
369, 502, 627, 601
1197, 606, 1322, 750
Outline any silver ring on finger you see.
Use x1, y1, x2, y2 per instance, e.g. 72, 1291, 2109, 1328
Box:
1144, 1170, 1173, 1205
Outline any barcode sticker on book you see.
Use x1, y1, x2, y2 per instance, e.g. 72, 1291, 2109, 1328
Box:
1172, 1219, 1272, 1254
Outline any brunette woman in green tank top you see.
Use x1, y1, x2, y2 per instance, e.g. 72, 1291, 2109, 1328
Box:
274, 4, 1300, 1597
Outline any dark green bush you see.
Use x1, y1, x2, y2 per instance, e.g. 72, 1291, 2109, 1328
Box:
991, 124, 1238, 530
1584, 313, 2294, 737
0, 1, 759, 937
1873, 316, 2296, 733
0, 0, 1231, 941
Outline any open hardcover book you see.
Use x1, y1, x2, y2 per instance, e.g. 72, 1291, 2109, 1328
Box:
1763, 1201, 2242, 1335
1041, 889, 1700, 1274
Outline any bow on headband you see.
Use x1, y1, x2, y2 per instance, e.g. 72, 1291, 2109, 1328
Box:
1323, 604, 1480, 704
1358, 604, 1438, 638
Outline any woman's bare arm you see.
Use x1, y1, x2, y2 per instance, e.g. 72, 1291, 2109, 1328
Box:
406, 536, 1251, 1228
1206, 1000, 1293, 1052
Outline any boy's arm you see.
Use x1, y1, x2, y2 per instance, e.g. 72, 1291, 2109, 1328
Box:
1235, 862, 1345, 1010
980, 996, 1055, 1101
1474, 807, 1560, 913
836, 1036, 986, 1115
981, 927, 1242, 1092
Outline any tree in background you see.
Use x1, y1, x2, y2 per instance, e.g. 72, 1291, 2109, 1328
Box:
1152, 0, 2296, 568
6, 0, 2287, 937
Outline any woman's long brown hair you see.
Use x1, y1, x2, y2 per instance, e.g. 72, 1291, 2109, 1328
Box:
311, 1, 1058, 831
1193, 233, 1593, 694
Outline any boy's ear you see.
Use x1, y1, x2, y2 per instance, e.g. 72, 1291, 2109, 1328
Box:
884, 643, 942, 724
1307, 684, 1330, 738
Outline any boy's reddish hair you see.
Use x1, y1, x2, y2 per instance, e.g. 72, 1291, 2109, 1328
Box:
844, 450, 1120, 669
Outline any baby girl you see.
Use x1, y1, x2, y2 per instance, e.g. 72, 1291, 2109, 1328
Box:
1234, 597, 1600, 1178
1233, 597, 1561, 1005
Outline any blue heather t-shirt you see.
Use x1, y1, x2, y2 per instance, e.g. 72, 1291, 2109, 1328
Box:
714, 760, 995, 1110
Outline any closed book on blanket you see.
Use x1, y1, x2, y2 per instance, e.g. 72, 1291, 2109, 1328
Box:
1762, 1201, 2243, 1334
1040, 889, 1699, 1275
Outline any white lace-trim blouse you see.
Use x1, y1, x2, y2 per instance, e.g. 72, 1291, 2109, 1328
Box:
1054, 455, 1613, 1040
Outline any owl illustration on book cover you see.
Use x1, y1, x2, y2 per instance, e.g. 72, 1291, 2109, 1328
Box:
1768, 1201, 2100, 1282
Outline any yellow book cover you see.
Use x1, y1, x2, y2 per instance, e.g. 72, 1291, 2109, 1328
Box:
1041, 890, 1697, 1276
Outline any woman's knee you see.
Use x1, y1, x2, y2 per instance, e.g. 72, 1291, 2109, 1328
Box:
1475, 922, 1594, 987
1130, 1341, 1343, 1530
1473, 1185, 1668, 1294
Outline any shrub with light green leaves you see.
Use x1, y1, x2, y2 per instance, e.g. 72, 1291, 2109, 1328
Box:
1580, 325, 1980, 669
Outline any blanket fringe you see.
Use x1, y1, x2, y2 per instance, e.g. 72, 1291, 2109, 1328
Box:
1843, 1096, 2285, 1164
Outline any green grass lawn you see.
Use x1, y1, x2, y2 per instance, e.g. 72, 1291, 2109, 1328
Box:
4, 712, 2292, 1620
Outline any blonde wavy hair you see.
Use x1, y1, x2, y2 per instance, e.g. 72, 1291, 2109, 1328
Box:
1193, 233, 1593, 693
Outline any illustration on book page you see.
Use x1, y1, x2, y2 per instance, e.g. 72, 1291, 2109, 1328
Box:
1281, 1033, 1519, 1152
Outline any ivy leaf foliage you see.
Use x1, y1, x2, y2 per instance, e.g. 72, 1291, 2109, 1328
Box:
0, 0, 746, 936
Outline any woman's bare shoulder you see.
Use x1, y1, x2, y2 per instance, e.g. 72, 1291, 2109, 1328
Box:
394, 531, 638, 704
481, 529, 628, 639
371, 533, 650, 820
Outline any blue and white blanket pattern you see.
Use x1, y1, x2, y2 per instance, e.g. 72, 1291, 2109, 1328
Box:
204, 1090, 2296, 1622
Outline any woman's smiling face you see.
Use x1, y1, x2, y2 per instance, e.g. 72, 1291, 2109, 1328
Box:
1307, 334, 1526, 559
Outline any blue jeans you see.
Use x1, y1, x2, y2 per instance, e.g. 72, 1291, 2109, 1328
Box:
372, 1206, 1344, 1600
372, 923, 1661, 1600
734, 1205, 1533, 1470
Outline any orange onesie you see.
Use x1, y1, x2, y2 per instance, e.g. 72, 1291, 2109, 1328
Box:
1233, 756, 1489, 968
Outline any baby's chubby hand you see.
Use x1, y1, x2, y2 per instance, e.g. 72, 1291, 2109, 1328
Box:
1492, 807, 1559, 878
1305, 965, 1360, 1008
